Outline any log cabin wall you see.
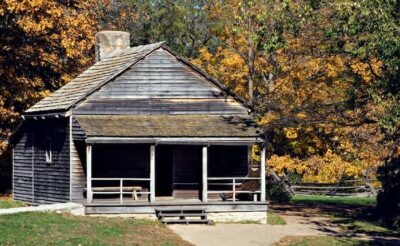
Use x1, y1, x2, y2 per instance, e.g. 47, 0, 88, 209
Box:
13, 124, 34, 203
13, 119, 70, 204
72, 49, 248, 116
70, 118, 86, 201
70, 141, 86, 201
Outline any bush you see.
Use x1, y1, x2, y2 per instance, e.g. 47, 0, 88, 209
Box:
266, 181, 292, 203
377, 156, 400, 228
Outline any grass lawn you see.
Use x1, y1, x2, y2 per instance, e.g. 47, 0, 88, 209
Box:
291, 195, 376, 206
0, 196, 25, 209
0, 212, 191, 246
267, 211, 286, 225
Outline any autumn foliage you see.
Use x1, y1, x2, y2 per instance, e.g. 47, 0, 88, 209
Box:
0, 0, 96, 155
0, 0, 398, 188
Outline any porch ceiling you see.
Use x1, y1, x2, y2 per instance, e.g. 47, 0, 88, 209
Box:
75, 115, 260, 138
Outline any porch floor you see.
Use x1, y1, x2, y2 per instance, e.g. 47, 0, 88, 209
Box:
82, 197, 268, 214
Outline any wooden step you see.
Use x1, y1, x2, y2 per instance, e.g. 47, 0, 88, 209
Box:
159, 213, 206, 218
155, 208, 211, 224
160, 218, 211, 224
156, 209, 205, 213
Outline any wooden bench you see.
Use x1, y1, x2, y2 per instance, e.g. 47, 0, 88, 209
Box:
86, 186, 143, 200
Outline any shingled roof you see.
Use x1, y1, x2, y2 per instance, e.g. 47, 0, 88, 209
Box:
25, 42, 250, 115
76, 115, 260, 138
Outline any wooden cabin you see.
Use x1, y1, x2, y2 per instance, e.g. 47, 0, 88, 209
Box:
12, 31, 267, 220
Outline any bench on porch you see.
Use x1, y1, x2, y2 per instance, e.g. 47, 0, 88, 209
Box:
85, 186, 143, 200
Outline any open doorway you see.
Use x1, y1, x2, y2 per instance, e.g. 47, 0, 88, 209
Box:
155, 145, 202, 200
155, 145, 174, 196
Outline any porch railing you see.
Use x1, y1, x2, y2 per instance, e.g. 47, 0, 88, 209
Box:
207, 177, 261, 203
90, 178, 151, 204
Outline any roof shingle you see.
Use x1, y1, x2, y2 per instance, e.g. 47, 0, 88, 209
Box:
75, 115, 260, 138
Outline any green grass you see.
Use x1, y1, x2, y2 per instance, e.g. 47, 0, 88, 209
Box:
0, 212, 192, 246
267, 211, 286, 225
0, 198, 25, 209
291, 195, 376, 206
280, 236, 364, 246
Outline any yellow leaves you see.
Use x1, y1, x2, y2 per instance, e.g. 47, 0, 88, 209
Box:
269, 151, 365, 183
268, 155, 300, 174
284, 128, 298, 139
197, 47, 212, 62
192, 46, 248, 98
296, 112, 307, 120
259, 112, 280, 126
351, 58, 383, 84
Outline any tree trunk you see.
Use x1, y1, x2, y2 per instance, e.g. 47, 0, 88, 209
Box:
248, 16, 254, 102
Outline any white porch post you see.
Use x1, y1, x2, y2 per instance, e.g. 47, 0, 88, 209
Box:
150, 145, 156, 203
202, 146, 208, 203
86, 144, 93, 203
260, 145, 266, 202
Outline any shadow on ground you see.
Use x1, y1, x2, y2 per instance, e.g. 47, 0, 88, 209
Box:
270, 203, 400, 245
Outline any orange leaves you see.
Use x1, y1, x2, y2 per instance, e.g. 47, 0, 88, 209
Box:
0, 0, 97, 153
192, 46, 249, 98
5, 0, 62, 34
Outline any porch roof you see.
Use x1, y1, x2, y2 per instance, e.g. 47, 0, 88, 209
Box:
75, 115, 261, 138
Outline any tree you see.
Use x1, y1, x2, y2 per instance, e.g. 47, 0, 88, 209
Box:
198, 0, 293, 101
96, 0, 211, 57
194, 0, 395, 184
332, 0, 399, 227
0, 0, 96, 154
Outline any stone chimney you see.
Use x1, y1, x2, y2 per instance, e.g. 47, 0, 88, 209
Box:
95, 31, 130, 62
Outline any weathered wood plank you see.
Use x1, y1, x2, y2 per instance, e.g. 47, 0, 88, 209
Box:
73, 49, 249, 116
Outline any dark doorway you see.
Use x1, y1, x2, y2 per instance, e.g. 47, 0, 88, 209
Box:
173, 145, 202, 199
155, 145, 174, 196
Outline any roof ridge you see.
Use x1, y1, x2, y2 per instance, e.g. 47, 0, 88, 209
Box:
24, 41, 252, 115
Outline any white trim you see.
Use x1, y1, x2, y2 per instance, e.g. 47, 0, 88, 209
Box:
86, 144, 93, 203
86, 137, 262, 145
202, 146, 208, 203
150, 145, 156, 203
260, 146, 266, 202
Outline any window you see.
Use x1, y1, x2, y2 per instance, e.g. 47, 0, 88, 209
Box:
45, 137, 52, 164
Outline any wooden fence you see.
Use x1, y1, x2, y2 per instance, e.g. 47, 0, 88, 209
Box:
290, 179, 378, 196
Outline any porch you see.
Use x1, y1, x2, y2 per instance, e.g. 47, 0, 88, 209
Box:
83, 140, 267, 207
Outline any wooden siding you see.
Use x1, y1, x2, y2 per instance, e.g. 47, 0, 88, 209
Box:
13, 119, 70, 204
72, 117, 86, 141
70, 141, 86, 201
32, 119, 70, 204
73, 49, 248, 115
74, 98, 247, 115
13, 127, 34, 203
